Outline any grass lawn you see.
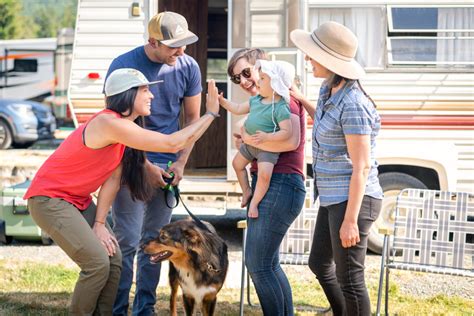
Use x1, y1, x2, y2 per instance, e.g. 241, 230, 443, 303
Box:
0, 259, 472, 315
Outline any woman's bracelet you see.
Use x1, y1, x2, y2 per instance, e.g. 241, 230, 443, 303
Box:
95, 220, 105, 225
205, 111, 220, 118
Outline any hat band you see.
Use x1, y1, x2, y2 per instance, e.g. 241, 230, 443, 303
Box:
310, 32, 352, 62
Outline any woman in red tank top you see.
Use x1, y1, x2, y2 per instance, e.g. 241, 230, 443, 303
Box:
24, 68, 220, 315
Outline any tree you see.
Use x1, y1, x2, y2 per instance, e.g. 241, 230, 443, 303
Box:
0, 0, 23, 39
33, 6, 59, 38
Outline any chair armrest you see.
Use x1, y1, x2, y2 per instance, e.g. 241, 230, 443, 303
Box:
378, 227, 394, 235
237, 220, 247, 229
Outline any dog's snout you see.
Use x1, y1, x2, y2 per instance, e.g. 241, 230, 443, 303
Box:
140, 238, 155, 250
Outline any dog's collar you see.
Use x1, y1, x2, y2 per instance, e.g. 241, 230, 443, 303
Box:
206, 262, 221, 273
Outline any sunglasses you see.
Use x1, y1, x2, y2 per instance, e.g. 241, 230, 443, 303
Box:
230, 67, 252, 84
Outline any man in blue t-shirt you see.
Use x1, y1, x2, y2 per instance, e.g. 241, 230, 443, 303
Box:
104, 11, 202, 316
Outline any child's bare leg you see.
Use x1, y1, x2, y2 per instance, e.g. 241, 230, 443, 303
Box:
248, 162, 274, 218
232, 153, 252, 208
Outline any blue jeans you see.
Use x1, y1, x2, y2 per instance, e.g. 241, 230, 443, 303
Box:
245, 173, 306, 316
111, 176, 173, 316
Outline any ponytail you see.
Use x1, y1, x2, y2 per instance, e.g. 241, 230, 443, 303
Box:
326, 73, 377, 108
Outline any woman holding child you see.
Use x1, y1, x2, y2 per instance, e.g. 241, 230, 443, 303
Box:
223, 48, 306, 316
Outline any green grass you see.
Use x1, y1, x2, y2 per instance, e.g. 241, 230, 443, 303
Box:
0, 259, 472, 315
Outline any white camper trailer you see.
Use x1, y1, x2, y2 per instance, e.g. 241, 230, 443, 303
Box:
0, 38, 56, 101
69, 0, 474, 253
44, 28, 75, 126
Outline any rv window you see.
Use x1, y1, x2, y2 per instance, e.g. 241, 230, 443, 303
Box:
389, 7, 474, 32
388, 37, 474, 66
387, 6, 474, 67
13, 59, 38, 72
390, 8, 438, 31
307, 7, 386, 69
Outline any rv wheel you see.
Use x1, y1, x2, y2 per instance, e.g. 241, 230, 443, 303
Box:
368, 172, 427, 254
0, 119, 13, 150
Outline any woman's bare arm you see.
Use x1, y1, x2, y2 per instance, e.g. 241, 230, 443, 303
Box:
93, 165, 122, 256
91, 80, 220, 153
241, 114, 300, 152
250, 118, 292, 145
290, 85, 316, 118
339, 134, 371, 248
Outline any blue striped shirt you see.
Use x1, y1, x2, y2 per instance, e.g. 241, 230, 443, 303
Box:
312, 80, 383, 206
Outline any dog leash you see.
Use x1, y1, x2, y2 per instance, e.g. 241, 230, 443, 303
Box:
164, 186, 213, 233
164, 185, 228, 274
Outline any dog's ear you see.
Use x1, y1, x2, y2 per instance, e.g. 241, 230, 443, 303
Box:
183, 229, 202, 245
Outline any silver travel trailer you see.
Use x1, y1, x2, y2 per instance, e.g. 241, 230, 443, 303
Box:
0, 38, 56, 101
69, 0, 474, 253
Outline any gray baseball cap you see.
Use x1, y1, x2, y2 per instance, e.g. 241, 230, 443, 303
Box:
148, 11, 198, 48
104, 68, 163, 97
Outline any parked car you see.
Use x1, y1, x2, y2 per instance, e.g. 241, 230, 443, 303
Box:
0, 99, 56, 149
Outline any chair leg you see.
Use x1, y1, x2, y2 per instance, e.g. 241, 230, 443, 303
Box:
385, 268, 390, 316
376, 234, 388, 316
239, 226, 247, 316
385, 240, 390, 316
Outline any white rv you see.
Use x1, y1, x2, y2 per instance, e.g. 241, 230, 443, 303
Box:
44, 28, 75, 126
0, 38, 56, 101
69, 0, 474, 253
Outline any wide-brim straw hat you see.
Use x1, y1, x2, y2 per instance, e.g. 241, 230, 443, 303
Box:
290, 21, 365, 80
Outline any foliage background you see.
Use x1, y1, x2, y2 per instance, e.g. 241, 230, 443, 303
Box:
0, 0, 77, 39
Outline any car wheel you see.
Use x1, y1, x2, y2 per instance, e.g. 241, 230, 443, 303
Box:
0, 119, 13, 149
41, 230, 54, 245
367, 172, 427, 254
0, 220, 13, 244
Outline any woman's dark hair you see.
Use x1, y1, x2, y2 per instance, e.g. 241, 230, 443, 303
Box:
106, 87, 155, 201
327, 73, 377, 108
227, 48, 268, 77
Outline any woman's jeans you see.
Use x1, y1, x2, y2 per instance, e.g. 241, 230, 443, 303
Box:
308, 196, 382, 316
245, 173, 306, 316
112, 184, 172, 316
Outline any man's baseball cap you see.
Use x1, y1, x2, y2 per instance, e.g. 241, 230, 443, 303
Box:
105, 68, 162, 97
148, 11, 198, 48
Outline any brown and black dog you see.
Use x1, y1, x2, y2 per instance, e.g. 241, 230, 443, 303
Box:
143, 218, 228, 316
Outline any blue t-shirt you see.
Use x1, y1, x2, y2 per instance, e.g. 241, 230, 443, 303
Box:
105, 46, 202, 163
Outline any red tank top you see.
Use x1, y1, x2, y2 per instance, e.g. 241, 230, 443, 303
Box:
24, 109, 126, 210
250, 96, 306, 176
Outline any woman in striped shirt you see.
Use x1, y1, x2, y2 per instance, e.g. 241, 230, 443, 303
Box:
290, 22, 383, 316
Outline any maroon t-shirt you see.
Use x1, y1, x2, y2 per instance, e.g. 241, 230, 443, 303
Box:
250, 96, 305, 177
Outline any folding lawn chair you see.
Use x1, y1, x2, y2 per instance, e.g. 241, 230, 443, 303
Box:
376, 188, 474, 316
